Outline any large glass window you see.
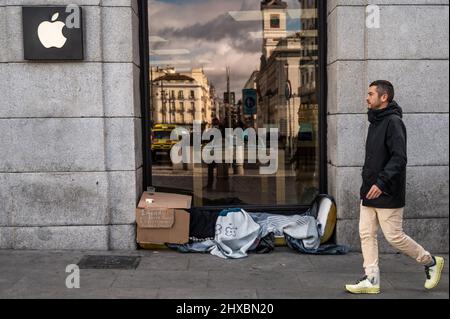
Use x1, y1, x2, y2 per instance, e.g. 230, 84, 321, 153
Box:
149, 0, 321, 207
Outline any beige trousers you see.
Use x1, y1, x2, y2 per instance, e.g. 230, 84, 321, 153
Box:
359, 204, 433, 278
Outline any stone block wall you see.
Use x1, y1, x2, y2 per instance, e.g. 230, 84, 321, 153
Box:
0, 0, 142, 250
327, 0, 449, 253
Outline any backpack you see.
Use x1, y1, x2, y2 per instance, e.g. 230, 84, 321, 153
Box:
308, 194, 337, 244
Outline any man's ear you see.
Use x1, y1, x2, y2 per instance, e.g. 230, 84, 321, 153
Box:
381, 94, 389, 103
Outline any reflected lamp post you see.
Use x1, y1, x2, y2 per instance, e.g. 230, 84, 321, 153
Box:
284, 62, 293, 155
159, 80, 167, 124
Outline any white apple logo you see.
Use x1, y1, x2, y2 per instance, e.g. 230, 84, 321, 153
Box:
37, 12, 67, 49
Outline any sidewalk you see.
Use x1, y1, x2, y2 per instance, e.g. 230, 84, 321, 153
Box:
0, 248, 448, 299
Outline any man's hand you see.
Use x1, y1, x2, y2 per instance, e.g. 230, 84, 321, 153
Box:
366, 185, 383, 200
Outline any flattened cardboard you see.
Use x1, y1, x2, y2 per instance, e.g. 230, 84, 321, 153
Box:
136, 192, 192, 245
138, 192, 191, 209
137, 209, 190, 245
136, 208, 175, 229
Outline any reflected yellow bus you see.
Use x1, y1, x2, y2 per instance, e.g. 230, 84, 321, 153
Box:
151, 124, 178, 158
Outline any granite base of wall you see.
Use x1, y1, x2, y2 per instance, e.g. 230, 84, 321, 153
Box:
0, 225, 136, 250
337, 218, 449, 254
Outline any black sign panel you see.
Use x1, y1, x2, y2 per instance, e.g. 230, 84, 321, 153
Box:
22, 6, 84, 60
243, 89, 257, 115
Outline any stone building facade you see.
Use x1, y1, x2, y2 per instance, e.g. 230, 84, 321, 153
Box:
0, 0, 448, 252
151, 66, 213, 128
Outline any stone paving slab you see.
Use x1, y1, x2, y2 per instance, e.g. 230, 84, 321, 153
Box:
1, 287, 160, 300
207, 269, 301, 290
157, 288, 258, 300
188, 252, 314, 272
112, 270, 209, 289
0, 249, 448, 299
137, 255, 190, 271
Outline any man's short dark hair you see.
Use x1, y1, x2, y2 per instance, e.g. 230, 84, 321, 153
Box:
370, 80, 395, 102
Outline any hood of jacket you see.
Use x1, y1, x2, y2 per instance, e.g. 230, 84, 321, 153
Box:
368, 101, 403, 124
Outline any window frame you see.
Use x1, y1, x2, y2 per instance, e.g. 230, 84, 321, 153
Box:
139, 0, 328, 211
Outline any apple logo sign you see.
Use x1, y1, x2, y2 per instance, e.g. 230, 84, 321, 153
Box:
37, 13, 67, 49
23, 7, 84, 60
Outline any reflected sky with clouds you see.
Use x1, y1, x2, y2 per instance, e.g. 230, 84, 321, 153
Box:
149, 0, 302, 97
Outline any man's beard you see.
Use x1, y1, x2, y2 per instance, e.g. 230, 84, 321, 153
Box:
368, 101, 382, 110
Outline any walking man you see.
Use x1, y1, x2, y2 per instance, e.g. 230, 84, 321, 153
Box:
345, 80, 445, 294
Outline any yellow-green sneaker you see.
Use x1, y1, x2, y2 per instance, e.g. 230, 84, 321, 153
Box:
345, 276, 380, 294
425, 256, 445, 290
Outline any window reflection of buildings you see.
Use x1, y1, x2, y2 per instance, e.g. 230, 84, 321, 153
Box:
297, 0, 319, 170
256, 0, 301, 151
151, 66, 214, 129
210, 85, 221, 121
250, 0, 319, 202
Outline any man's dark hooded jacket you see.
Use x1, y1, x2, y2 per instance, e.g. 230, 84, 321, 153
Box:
361, 101, 407, 208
